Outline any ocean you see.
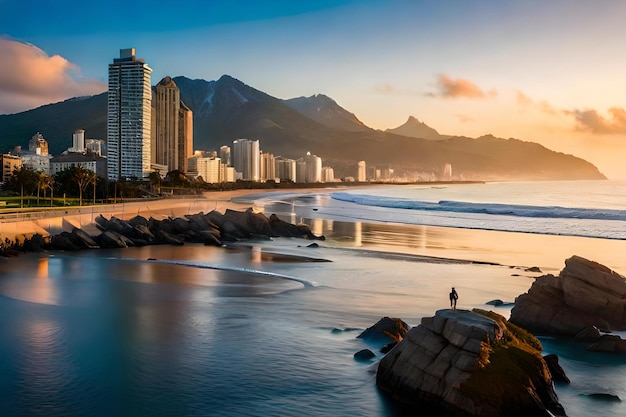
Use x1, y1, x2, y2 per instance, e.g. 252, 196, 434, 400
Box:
1, 180, 625, 416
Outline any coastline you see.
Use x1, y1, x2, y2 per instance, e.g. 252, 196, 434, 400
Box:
3, 185, 626, 275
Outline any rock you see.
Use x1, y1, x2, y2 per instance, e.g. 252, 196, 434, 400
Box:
306, 242, 319, 248
376, 309, 565, 417
154, 229, 184, 246
127, 215, 148, 228
71, 228, 100, 249
573, 326, 602, 342
358, 317, 409, 343
380, 342, 397, 354
268, 214, 324, 240
510, 255, 626, 336
525, 266, 542, 273
485, 299, 504, 306
97, 231, 128, 248
50, 232, 82, 251
354, 349, 376, 361
21, 233, 46, 252
543, 354, 570, 383
586, 334, 626, 354
172, 217, 191, 233
584, 393, 621, 402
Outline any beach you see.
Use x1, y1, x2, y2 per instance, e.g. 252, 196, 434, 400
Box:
1, 182, 625, 416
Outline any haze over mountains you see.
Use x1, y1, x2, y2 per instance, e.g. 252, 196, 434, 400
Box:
0, 75, 605, 180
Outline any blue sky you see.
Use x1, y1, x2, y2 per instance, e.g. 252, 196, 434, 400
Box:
2, 0, 626, 178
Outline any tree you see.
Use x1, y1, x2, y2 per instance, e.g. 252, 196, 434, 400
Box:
7, 167, 39, 208
36, 172, 54, 205
69, 165, 96, 206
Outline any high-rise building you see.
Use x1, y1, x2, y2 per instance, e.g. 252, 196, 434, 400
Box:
70, 129, 86, 153
259, 151, 275, 182
321, 166, 335, 183
107, 48, 152, 181
357, 160, 367, 182
232, 139, 260, 181
0, 154, 22, 183
304, 152, 322, 183
219, 146, 231, 166
151, 76, 193, 173
28, 132, 49, 156
275, 157, 296, 182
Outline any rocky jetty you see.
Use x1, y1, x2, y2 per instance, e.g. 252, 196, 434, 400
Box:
41, 208, 324, 252
376, 309, 565, 417
510, 255, 626, 337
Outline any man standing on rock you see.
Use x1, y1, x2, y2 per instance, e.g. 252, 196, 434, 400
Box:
449, 287, 458, 310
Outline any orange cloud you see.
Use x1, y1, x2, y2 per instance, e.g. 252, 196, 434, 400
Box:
515, 90, 558, 115
569, 107, 626, 134
0, 37, 106, 114
435, 74, 495, 99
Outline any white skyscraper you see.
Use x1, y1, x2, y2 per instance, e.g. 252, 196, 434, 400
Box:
71, 129, 85, 153
357, 160, 367, 182
232, 139, 260, 181
107, 48, 152, 180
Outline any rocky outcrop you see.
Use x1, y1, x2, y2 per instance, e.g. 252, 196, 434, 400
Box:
44, 208, 324, 252
510, 255, 626, 336
358, 317, 409, 343
376, 309, 564, 417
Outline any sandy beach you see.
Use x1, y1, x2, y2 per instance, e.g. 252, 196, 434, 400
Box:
3, 186, 626, 276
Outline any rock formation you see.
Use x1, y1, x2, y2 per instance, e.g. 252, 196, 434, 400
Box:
376, 309, 565, 416
510, 255, 626, 336
358, 317, 409, 343
39, 208, 324, 252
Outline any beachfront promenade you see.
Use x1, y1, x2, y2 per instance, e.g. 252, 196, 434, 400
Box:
0, 192, 257, 241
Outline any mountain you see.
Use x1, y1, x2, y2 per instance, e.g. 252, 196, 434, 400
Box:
0, 94, 107, 155
0, 75, 606, 180
386, 116, 447, 140
283, 94, 370, 132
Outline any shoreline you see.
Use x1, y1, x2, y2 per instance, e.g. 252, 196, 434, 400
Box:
2, 186, 626, 275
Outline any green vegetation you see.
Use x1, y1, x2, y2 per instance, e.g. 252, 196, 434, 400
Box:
460, 309, 552, 414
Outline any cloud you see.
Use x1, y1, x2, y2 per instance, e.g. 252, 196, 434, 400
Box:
515, 90, 558, 115
0, 37, 106, 114
568, 107, 626, 134
435, 74, 496, 99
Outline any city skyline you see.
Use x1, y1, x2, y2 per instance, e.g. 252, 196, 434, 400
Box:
1, 1, 626, 178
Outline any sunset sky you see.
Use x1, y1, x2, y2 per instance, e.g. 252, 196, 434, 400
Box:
1, 0, 626, 178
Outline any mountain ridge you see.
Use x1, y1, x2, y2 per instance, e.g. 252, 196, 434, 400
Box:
0, 75, 606, 180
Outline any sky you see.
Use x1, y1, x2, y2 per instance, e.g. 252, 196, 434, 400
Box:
1, 0, 626, 179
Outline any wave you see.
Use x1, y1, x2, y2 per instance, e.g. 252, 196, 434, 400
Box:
331, 192, 626, 222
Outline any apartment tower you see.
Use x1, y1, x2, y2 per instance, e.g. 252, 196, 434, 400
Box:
152, 76, 193, 173
107, 48, 152, 180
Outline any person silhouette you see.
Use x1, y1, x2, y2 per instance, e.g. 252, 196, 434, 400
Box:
449, 287, 458, 310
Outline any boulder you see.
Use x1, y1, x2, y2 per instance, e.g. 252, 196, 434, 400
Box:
543, 354, 570, 383
71, 228, 100, 249
50, 232, 82, 251
586, 334, 626, 354
358, 317, 409, 343
354, 349, 376, 361
510, 256, 626, 336
127, 215, 148, 228
376, 309, 565, 417
97, 231, 128, 248
154, 229, 184, 246
573, 326, 602, 342
485, 299, 504, 306
268, 214, 324, 240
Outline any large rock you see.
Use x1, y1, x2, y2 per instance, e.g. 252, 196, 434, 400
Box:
358, 317, 409, 343
376, 309, 564, 417
510, 256, 626, 336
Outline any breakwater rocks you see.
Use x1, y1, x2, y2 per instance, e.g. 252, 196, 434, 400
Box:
510, 255, 626, 354
47, 208, 324, 251
376, 309, 564, 417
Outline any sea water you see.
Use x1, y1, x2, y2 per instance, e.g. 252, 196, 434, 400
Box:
0, 180, 625, 416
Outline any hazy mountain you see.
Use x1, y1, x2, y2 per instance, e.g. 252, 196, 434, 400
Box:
386, 116, 447, 140
0, 75, 606, 180
283, 94, 370, 132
